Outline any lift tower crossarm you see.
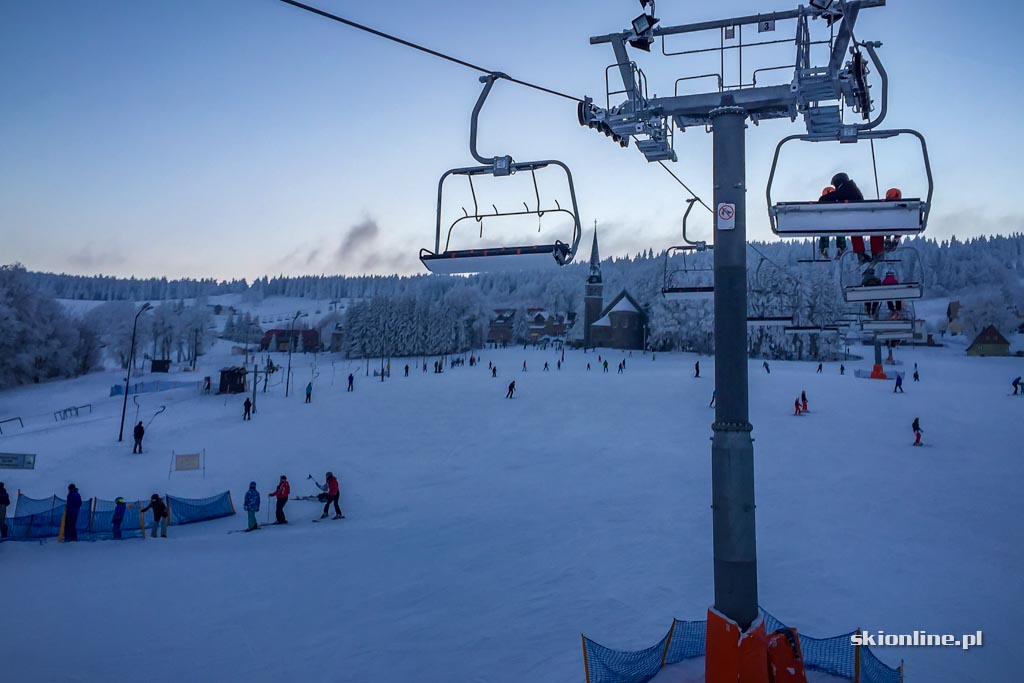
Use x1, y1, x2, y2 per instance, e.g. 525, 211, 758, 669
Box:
589, 0, 885, 45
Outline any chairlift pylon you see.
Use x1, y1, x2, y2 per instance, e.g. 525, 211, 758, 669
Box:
662, 198, 713, 300
766, 128, 933, 238
420, 74, 583, 274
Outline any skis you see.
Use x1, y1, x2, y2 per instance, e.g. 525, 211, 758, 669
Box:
312, 515, 345, 523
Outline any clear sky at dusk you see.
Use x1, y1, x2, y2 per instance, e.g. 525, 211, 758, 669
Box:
2, 0, 1021, 281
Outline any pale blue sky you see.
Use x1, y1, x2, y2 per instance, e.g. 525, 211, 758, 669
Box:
2, 0, 1021, 280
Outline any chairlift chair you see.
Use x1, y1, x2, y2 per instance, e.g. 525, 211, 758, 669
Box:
873, 330, 913, 342
839, 246, 924, 303
747, 315, 795, 327
766, 129, 933, 238
662, 198, 713, 300
420, 74, 583, 274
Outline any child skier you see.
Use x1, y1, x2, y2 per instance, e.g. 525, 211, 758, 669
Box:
801, 391, 808, 413
243, 483, 260, 531
794, 398, 802, 416
111, 497, 127, 540
912, 417, 923, 446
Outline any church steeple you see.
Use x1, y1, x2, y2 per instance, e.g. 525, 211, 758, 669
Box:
587, 222, 602, 284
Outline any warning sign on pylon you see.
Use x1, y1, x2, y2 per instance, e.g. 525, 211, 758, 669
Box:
717, 203, 736, 230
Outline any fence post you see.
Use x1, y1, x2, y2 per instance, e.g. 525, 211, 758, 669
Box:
89, 498, 96, 534
581, 634, 591, 683
660, 620, 677, 668
854, 627, 861, 683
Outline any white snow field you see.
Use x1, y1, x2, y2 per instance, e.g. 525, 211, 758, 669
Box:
0, 341, 1020, 683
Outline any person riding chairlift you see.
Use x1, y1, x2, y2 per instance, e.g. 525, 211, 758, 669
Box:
883, 187, 903, 252
861, 266, 882, 318
882, 270, 903, 319
818, 172, 884, 264
816, 186, 847, 260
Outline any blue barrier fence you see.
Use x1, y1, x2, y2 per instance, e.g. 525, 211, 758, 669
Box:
6, 491, 235, 541
583, 608, 901, 683
110, 380, 201, 397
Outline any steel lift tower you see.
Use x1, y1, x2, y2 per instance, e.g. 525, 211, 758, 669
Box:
581, 1, 928, 677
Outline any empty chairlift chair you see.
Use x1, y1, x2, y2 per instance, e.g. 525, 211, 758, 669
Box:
420, 74, 582, 275
661, 199, 713, 300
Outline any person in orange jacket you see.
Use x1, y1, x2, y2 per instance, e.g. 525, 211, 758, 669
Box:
794, 398, 802, 416
269, 475, 290, 524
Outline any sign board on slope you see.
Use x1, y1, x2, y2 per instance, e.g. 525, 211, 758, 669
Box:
0, 453, 36, 470
717, 203, 736, 230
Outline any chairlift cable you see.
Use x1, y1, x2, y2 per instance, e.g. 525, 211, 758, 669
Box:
869, 138, 881, 200
656, 161, 713, 214
277, 0, 583, 103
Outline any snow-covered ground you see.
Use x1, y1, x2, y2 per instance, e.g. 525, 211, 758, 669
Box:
0, 341, 1019, 682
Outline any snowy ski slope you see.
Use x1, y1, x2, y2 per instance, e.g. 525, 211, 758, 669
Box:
0, 341, 1019, 682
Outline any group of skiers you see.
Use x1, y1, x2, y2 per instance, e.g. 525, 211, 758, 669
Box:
242, 472, 343, 531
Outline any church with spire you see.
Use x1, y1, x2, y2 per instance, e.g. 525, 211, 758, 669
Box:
579, 226, 647, 350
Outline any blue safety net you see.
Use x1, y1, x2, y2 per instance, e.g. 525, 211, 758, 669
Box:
166, 492, 234, 525
582, 608, 902, 683
5, 491, 234, 541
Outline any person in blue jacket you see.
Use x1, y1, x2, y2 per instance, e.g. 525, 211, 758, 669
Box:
111, 497, 127, 540
64, 484, 82, 542
244, 482, 260, 531
894, 373, 904, 393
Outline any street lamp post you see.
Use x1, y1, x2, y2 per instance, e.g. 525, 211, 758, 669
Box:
284, 311, 304, 398
119, 302, 153, 442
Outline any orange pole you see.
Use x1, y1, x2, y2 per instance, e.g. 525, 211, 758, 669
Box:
58, 509, 66, 543
660, 620, 677, 668
854, 628, 861, 683
581, 634, 591, 683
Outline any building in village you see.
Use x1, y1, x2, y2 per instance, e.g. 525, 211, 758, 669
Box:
966, 324, 1011, 357
260, 329, 321, 353
578, 229, 647, 350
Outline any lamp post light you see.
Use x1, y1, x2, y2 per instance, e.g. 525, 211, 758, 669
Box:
119, 302, 153, 442
284, 310, 306, 398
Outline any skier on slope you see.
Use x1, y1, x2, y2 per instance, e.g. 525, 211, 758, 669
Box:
305, 382, 313, 404
912, 417, 923, 446
694, 361, 700, 378
64, 484, 82, 542
0, 482, 10, 540
132, 421, 145, 454
840, 364, 845, 375
317, 472, 343, 520
506, 381, 516, 399
1013, 376, 1022, 395
543, 362, 549, 372
816, 362, 823, 374
142, 493, 168, 538
491, 366, 497, 378
111, 497, 126, 540
801, 391, 809, 413
763, 361, 770, 374
602, 360, 609, 373
243, 483, 260, 531
894, 373, 904, 393
269, 475, 290, 525
347, 374, 354, 392
793, 398, 802, 416
243, 397, 252, 421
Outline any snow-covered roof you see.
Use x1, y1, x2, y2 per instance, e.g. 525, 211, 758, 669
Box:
591, 314, 612, 327
608, 296, 639, 314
